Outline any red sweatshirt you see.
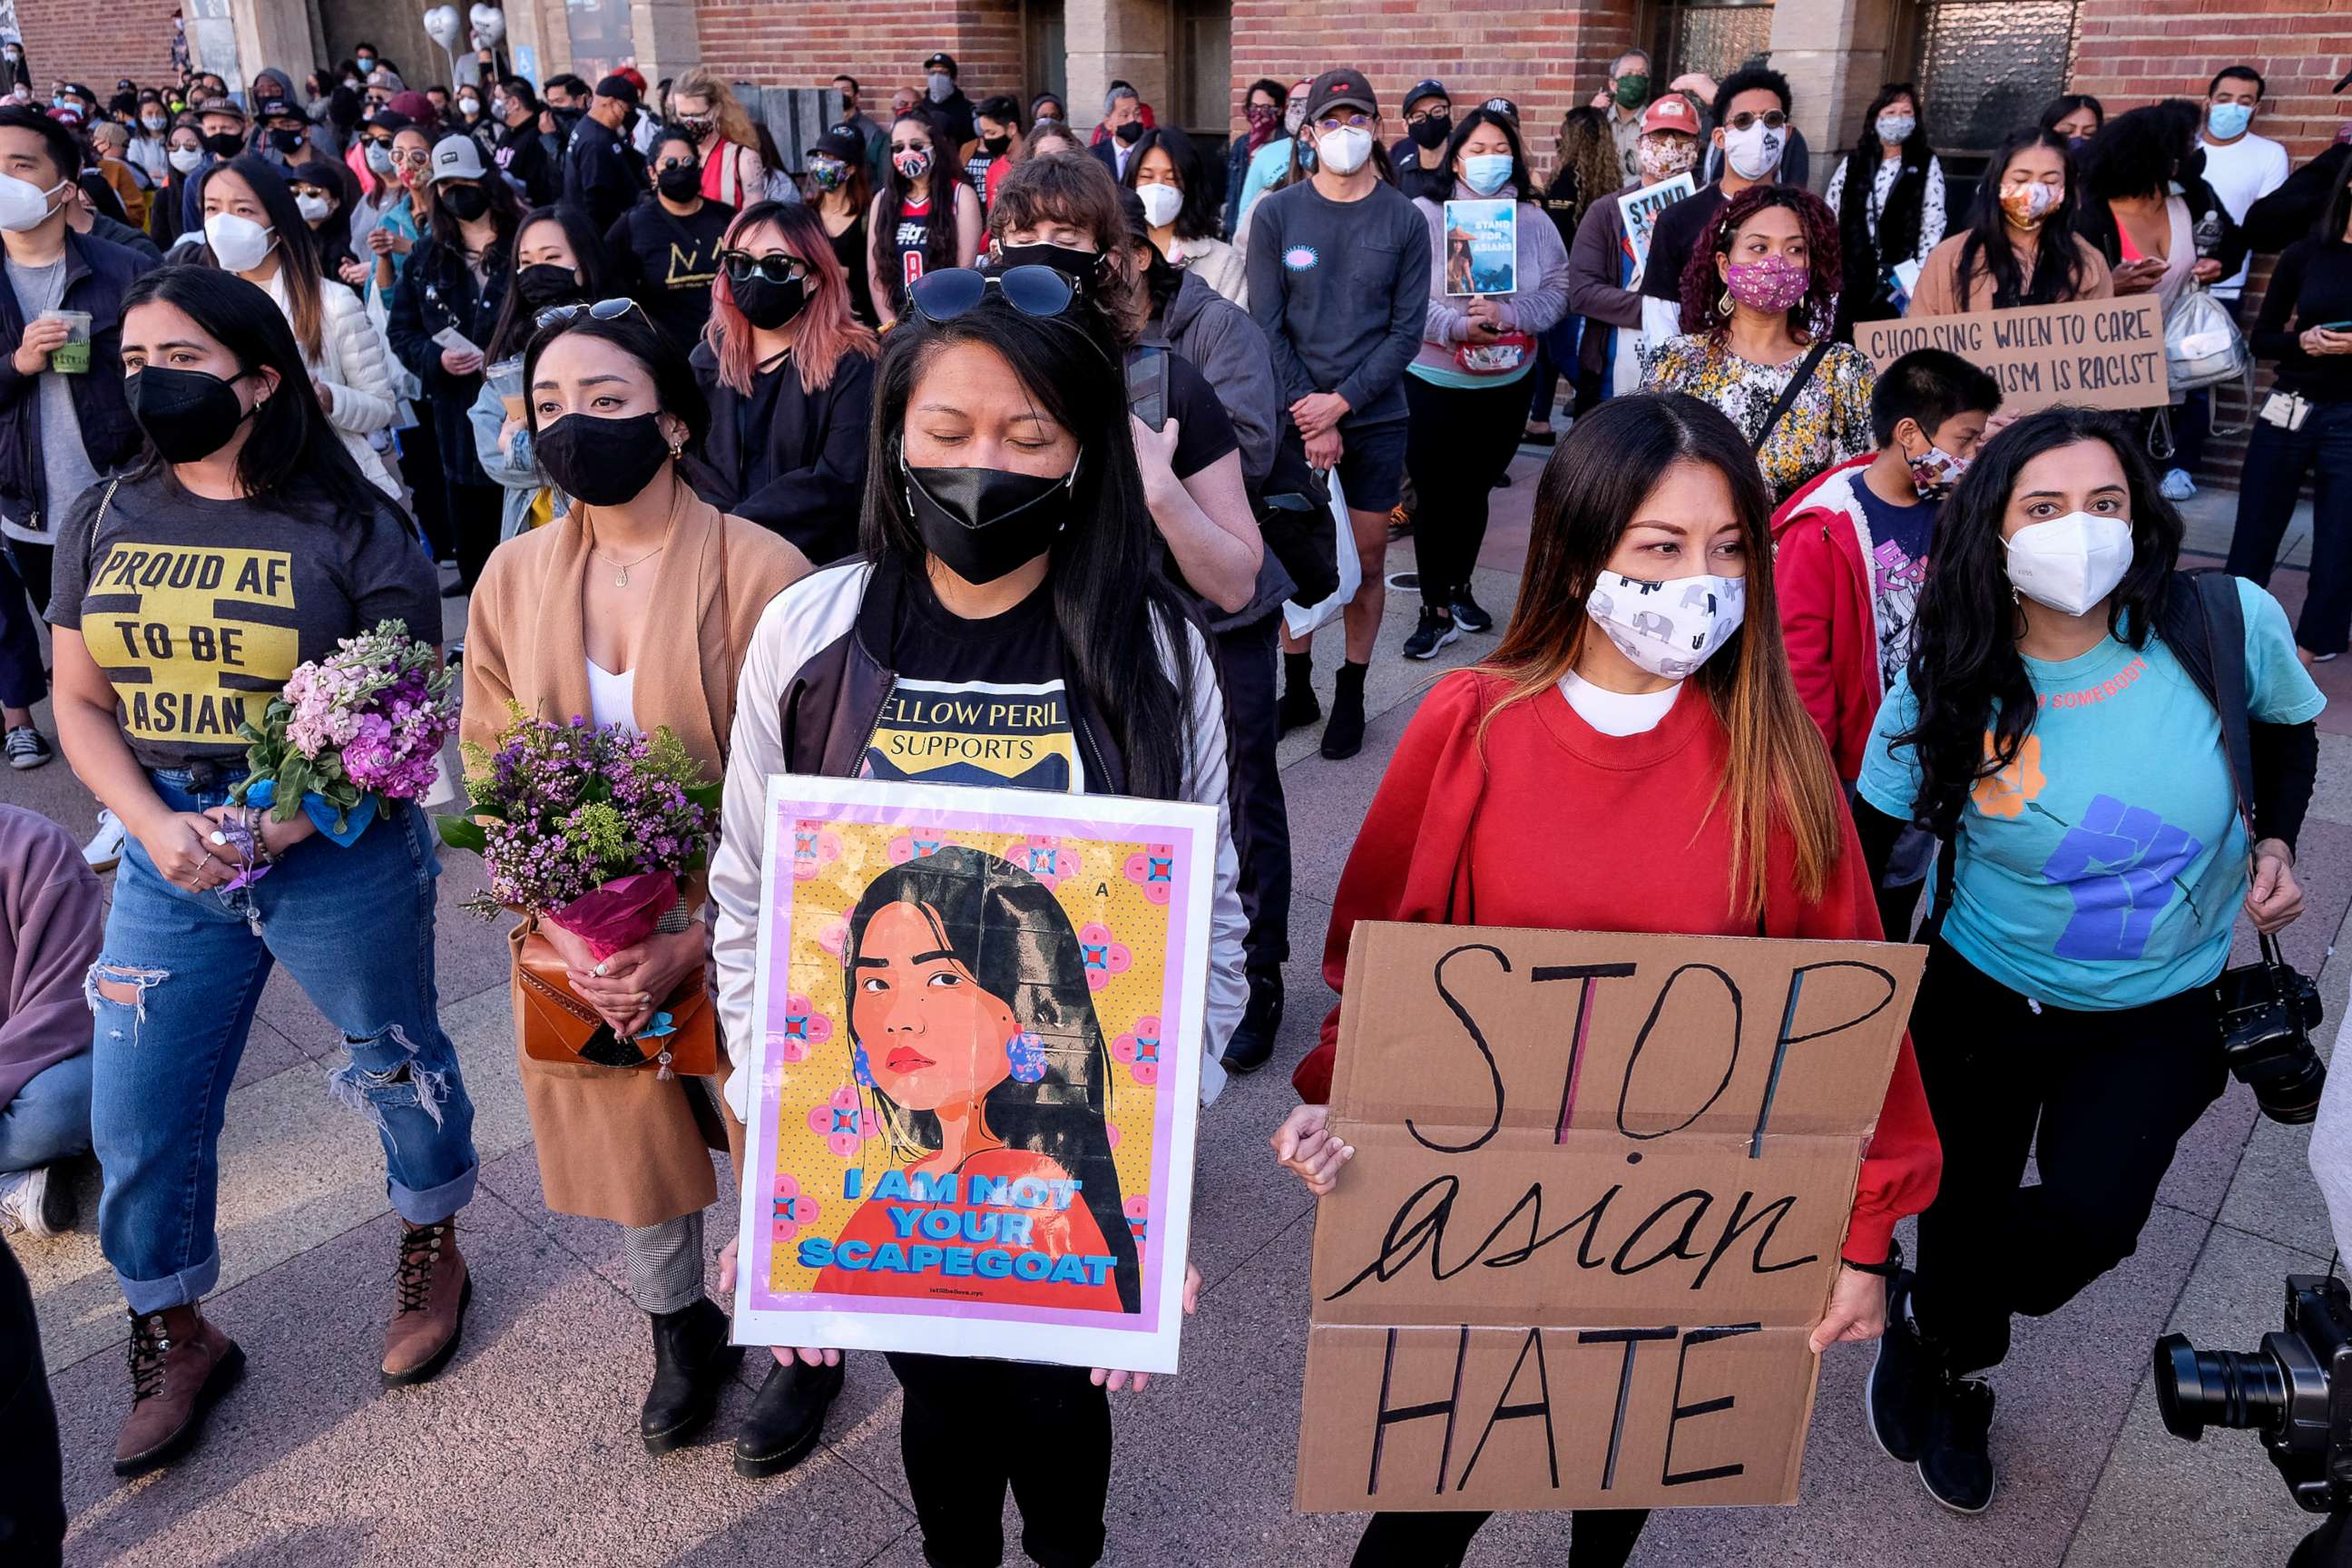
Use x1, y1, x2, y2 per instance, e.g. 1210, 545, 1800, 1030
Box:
1292, 669, 1940, 1266
1771, 453, 1884, 780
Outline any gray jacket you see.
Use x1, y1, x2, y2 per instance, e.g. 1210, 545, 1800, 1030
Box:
1158, 269, 1292, 629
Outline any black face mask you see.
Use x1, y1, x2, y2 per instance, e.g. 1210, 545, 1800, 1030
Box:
982, 133, 1011, 157
268, 127, 304, 154
535, 411, 673, 507
993, 241, 1107, 290
902, 453, 1081, 585
515, 262, 581, 308
440, 182, 489, 221
731, 272, 807, 331
1113, 120, 1144, 145
203, 131, 244, 158
1408, 113, 1453, 150
128, 366, 251, 464
656, 163, 701, 201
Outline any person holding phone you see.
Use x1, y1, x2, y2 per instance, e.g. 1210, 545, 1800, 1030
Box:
2224, 152, 2352, 665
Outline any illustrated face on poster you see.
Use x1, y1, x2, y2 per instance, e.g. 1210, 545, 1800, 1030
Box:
735, 778, 1212, 1373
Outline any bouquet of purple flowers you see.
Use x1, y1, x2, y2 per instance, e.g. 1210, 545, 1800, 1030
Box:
230, 619, 456, 836
437, 709, 720, 956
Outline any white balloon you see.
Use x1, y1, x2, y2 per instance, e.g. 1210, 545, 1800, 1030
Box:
422, 5, 461, 49
468, 4, 505, 46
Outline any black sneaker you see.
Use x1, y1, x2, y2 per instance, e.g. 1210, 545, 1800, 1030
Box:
1449, 594, 1495, 634
4, 724, 52, 769
1320, 668, 1367, 760
1919, 1377, 1997, 1513
1401, 606, 1459, 662
1277, 681, 1322, 735
1866, 1270, 1934, 1464
1220, 972, 1284, 1074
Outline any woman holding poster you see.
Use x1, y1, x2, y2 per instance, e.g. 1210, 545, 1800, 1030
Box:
1274, 393, 1941, 1567
710, 270, 1243, 1565
1400, 105, 1573, 662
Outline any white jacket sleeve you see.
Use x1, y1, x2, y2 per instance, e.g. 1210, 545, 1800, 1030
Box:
318, 287, 397, 436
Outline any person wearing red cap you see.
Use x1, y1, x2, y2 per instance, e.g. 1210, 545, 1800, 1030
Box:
1566, 93, 1701, 403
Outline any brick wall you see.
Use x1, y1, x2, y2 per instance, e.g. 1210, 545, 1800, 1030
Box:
691, 0, 1024, 110
14, 0, 178, 95
2071, 5, 2351, 486
1227, 0, 1637, 172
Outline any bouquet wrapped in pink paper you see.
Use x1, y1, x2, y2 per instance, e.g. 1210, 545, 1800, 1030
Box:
230, 618, 456, 838
437, 707, 720, 959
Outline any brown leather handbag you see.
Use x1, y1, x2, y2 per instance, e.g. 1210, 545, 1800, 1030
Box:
511, 924, 720, 1079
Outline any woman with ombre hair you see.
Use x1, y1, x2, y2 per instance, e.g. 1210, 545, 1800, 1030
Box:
691, 199, 879, 563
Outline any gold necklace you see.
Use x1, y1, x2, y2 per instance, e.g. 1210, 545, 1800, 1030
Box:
590, 543, 664, 587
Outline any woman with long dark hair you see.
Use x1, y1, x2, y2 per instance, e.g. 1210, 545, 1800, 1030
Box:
710, 274, 1243, 1556
1906, 127, 2112, 315
1828, 81, 1945, 332
193, 153, 400, 497
468, 203, 615, 539
823, 848, 1142, 1310
867, 108, 983, 327
1276, 392, 1939, 1567
691, 199, 878, 563
1852, 408, 2318, 1513
47, 265, 480, 1475
806, 126, 877, 327
1646, 182, 1876, 501
462, 301, 808, 1465
386, 133, 521, 591
1122, 124, 1244, 305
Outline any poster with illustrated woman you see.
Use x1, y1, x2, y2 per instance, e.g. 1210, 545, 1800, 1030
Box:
731, 776, 1213, 1374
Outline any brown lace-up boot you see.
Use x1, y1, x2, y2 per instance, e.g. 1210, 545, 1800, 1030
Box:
113, 1302, 244, 1475
381, 1219, 471, 1387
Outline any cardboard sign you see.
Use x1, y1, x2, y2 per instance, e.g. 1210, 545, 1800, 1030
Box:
1443, 199, 1517, 296
1619, 173, 1695, 288
1295, 923, 1924, 1514
1857, 296, 2169, 414
731, 776, 1216, 1374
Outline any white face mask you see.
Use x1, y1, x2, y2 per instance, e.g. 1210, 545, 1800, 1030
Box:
1315, 124, 1372, 176
204, 211, 277, 273
294, 191, 330, 222
0, 172, 64, 232
1584, 571, 1748, 681
2004, 512, 2134, 618
168, 146, 204, 173
1722, 120, 1785, 181
1136, 181, 1182, 228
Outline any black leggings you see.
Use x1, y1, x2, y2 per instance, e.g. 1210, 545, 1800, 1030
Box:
1352, 1506, 1650, 1567
887, 1351, 1112, 1568
1211, 614, 1291, 976
1404, 374, 1531, 608
1908, 936, 2225, 1375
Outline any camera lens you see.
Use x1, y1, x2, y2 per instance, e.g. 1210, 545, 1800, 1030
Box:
2246, 1046, 2328, 1126
2154, 1333, 2288, 1439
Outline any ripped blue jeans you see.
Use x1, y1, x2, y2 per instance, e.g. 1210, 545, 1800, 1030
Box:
87, 767, 478, 1313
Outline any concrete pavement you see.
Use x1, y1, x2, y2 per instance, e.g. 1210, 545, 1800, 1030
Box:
10, 452, 2348, 1567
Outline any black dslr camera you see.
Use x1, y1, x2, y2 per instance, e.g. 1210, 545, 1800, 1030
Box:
2217, 936, 2328, 1124
2157, 1275, 2352, 1536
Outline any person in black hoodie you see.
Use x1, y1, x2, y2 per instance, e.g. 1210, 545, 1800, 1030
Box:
606, 123, 736, 357
489, 76, 558, 206
691, 200, 877, 563
387, 133, 519, 593
564, 74, 642, 233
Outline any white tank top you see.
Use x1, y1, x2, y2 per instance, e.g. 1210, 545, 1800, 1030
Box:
586, 658, 638, 734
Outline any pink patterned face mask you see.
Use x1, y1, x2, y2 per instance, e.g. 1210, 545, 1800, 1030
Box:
1723, 252, 1809, 313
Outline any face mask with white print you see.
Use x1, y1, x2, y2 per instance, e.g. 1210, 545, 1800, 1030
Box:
1315, 124, 1371, 175
1903, 438, 1972, 500
2004, 511, 2134, 618
1877, 113, 1916, 144
1284, 102, 1307, 135
1722, 120, 1784, 181
1584, 571, 1748, 681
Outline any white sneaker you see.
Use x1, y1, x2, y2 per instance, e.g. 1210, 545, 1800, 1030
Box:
83, 808, 125, 871
0, 1165, 71, 1238
2160, 468, 2197, 501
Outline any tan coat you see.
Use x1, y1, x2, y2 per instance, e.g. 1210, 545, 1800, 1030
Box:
1906, 230, 2113, 317
461, 485, 809, 1227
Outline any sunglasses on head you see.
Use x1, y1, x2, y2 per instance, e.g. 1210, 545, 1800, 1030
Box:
907, 264, 1077, 324
534, 296, 647, 329
720, 250, 809, 286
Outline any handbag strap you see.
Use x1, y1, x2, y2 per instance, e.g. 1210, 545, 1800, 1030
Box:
1752, 340, 1835, 457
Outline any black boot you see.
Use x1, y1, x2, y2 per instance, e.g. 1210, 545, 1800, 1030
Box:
1220, 971, 1284, 1074
1278, 653, 1320, 734
735, 1354, 847, 1478
1320, 662, 1368, 760
641, 1297, 742, 1454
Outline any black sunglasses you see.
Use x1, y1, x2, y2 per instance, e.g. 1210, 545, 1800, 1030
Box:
907, 265, 1076, 324
720, 250, 809, 287
534, 297, 645, 329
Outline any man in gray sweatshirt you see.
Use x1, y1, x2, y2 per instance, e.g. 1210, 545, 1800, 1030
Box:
1247, 66, 1430, 761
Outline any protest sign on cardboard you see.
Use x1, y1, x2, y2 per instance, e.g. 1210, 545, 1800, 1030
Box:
731, 775, 1215, 1374
1295, 923, 1924, 1514
1857, 296, 2168, 414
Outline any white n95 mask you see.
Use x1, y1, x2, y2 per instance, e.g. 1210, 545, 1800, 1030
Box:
2004, 512, 2133, 617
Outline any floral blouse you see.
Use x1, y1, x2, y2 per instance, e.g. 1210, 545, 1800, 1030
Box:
1644, 334, 1878, 502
